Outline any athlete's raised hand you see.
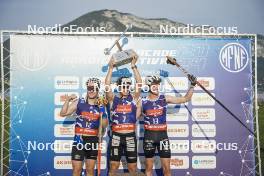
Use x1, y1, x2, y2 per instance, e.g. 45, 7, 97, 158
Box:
60, 94, 78, 117
188, 74, 197, 86
131, 51, 138, 66
65, 94, 77, 102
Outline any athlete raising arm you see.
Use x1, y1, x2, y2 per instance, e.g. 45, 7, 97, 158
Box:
60, 78, 108, 176
142, 74, 196, 176
105, 54, 142, 175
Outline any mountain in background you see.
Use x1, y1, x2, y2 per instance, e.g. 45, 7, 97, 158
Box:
64, 9, 264, 93
64, 9, 186, 32
1, 9, 264, 97
64, 9, 264, 58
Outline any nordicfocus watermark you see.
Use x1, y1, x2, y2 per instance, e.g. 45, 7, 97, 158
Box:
92, 83, 194, 93
27, 141, 238, 152
160, 24, 238, 34
160, 141, 238, 151
27, 141, 107, 151
27, 24, 106, 34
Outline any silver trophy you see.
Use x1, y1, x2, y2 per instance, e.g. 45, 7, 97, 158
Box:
104, 24, 137, 67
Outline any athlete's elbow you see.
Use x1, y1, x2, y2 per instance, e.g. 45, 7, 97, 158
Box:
183, 96, 192, 103
60, 111, 67, 117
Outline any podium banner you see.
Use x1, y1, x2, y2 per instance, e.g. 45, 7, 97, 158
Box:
10, 34, 254, 176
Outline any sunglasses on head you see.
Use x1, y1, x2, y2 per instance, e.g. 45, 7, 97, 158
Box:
87, 86, 99, 92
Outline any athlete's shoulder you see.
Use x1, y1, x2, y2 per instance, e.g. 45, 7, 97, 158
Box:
159, 94, 166, 99
141, 96, 149, 104
112, 95, 121, 106
159, 94, 167, 104
78, 97, 86, 104
112, 94, 119, 101
128, 94, 134, 101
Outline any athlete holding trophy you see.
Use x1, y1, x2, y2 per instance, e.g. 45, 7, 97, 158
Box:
104, 28, 143, 175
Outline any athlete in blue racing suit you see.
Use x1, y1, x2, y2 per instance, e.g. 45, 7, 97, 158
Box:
105, 53, 142, 175
60, 78, 108, 176
141, 74, 196, 176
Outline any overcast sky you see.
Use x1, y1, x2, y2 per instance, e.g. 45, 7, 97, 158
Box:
0, 0, 263, 34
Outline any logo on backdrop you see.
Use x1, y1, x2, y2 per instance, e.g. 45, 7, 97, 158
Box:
18, 50, 48, 71
219, 43, 249, 73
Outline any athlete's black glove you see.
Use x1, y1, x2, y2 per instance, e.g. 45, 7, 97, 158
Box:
188, 74, 197, 86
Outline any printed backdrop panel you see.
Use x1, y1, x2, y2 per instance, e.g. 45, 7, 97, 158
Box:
10, 35, 253, 176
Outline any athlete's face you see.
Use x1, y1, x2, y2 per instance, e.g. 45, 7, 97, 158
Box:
150, 83, 160, 95
87, 83, 99, 99
120, 84, 131, 96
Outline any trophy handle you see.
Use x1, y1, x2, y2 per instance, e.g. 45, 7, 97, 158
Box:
115, 40, 122, 51
121, 37, 128, 48
104, 24, 132, 55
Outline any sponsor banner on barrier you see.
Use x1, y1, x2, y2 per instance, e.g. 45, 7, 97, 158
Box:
170, 140, 190, 153
164, 77, 188, 90
191, 108, 215, 122
54, 156, 107, 169
170, 156, 189, 169
54, 124, 75, 137
54, 156, 72, 169
195, 77, 215, 91
54, 76, 79, 90
192, 124, 216, 138
167, 108, 189, 122
191, 93, 215, 106
167, 124, 189, 138
137, 122, 190, 138
54, 92, 79, 105
191, 140, 216, 153
192, 156, 216, 169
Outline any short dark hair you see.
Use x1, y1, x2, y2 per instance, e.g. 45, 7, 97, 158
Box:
116, 76, 130, 86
